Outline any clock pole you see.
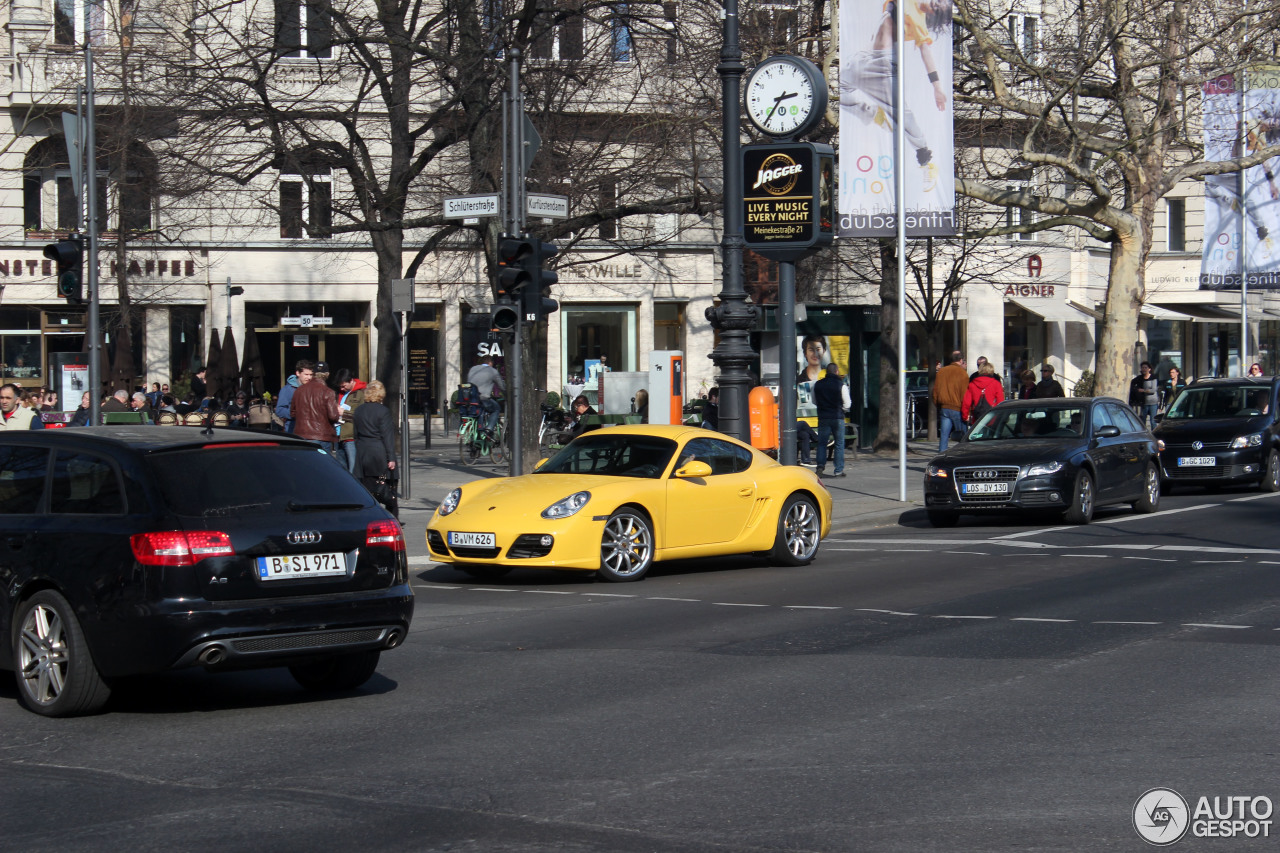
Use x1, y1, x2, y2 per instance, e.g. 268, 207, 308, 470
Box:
708, 0, 758, 443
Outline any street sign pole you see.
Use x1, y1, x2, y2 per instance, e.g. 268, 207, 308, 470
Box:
85, 42, 100, 426
392, 279, 415, 500
507, 50, 525, 476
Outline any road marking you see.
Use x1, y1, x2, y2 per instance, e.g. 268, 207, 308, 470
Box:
1229, 492, 1280, 502
1122, 556, 1177, 562
934, 615, 996, 620
886, 549, 932, 552
993, 527, 1060, 539
1094, 621, 1163, 625
1061, 554, 1110, 559
785, 605, 842, 610
469, 587, 519, 592
1094, 504, 1218, 524
413, 583, 460, 590
647, 597, 701, 602
582, 593, 637, 598
857, 608, 917, 616
943, 550, 990, 555
1194, 560, 1245, 564
1183, 623, 1251, 629
1011, 617, 1075, 623
714, 602, 770, 607
525, 590, 576, 594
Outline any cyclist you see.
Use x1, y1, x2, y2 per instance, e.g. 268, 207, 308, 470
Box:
466, 355, 505, 434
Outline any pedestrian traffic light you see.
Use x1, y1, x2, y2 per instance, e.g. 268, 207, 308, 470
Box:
491, 299, 519, 332
496, 235, 534, 301
44, 235, 84, 303
521, 239, 560, 322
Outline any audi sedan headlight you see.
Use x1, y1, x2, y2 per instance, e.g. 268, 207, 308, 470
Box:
1026, 461, 1063, 477
1230, 433, 1263, 449
438, 487, 462, 517
926, 465, 949, 478
542, 491, 591, 519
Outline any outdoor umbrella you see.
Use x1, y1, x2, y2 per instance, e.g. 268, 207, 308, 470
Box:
204, 327, 222, 402
218, 326, 240, 401
240, 328, 267, 398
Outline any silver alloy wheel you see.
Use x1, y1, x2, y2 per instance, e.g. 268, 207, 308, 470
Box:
1145, 465, 1159, 505
782, 498, 820, 560
19, 603, 69, 706
600, 512, 653, 579
1078, 474, 1094, 517
1267, 451, 1280, 491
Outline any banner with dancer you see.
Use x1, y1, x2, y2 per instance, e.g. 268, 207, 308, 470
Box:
837, 0, 956, 237
1201, 67, 1280, 290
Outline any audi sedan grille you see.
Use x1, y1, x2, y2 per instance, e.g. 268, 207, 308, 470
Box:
954, 466, 1020, 504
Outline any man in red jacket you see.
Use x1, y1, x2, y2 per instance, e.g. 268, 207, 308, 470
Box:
291, 361, 341, 454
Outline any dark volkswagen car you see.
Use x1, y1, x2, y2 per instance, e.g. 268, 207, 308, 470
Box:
1154, 377, 1280, 492
923, 397, 1162, 527
0, 427, 414, 717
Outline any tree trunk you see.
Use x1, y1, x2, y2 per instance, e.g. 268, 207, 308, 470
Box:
1094, 222, 1144, 399
372, 230, 405, 422
875, 239, 899, 451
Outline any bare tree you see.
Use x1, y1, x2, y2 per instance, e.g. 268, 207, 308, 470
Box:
953, 0, 1280, 397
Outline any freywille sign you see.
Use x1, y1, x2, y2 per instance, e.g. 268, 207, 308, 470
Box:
742, 142, 834, 260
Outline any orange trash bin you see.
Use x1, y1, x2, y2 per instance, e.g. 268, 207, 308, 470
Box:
748, 386, 778, 450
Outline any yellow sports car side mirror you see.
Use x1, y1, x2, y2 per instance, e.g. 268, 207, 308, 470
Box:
673, 460, 713, 479
534, 457, 549, 471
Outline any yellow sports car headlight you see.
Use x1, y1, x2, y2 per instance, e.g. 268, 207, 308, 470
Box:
542, 491, 591, 519
439, 487, 462, 516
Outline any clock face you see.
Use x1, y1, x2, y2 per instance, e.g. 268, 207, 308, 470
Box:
745, 58, 817, 137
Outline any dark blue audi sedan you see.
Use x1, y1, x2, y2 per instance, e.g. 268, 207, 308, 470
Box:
0, 427, 413, 716
922, 397, 1162, 527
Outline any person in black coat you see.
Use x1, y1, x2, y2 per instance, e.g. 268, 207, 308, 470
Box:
352, 379, 398, 518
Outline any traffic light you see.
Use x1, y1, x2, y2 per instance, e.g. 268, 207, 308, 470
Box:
521, 240, 560, 322
44, 235, 84, 303
490, 298, 518, 332
496, 235, 534, 301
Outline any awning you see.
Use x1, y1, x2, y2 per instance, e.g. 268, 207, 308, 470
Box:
1005, 297, 1097, 323
1147, 292, 1244, 320
1141, 304, 1198, 322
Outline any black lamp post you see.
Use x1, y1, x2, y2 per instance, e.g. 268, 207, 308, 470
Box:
706, 0, 758, 442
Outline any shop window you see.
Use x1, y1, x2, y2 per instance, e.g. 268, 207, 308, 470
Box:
1167, 198, 1186, 252
654, 302, 685, 353
275, 0, 333, 59
2, 335, 42, 378
562, 305, 636, 383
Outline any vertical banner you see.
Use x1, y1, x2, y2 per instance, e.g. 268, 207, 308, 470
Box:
1244, 66, 1280, 288
838, 0, 956, 237
1202, 68, 1280, 290
1200, 73, 1241, 290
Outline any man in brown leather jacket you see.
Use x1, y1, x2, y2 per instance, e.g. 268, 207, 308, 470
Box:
290, 361, 341, 453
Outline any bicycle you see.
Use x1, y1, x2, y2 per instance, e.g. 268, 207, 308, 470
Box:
459, 410, 506, 466
537, 404, 570, 454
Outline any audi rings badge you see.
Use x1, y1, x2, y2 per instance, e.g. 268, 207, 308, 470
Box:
973, 469, 999, 480
286, 531, 323, 545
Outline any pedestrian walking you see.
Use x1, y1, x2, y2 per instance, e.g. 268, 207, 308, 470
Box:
353, 380, 398, 518
933, 350, 968, 451
814, 363, 846, 478
1128, 361, 1160, 427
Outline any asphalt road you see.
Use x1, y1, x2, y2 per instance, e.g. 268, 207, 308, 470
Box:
3, 488, 1280, 851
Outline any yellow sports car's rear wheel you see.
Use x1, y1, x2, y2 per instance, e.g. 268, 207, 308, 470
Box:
598, 508, 654, 582
770, 494, 821, 565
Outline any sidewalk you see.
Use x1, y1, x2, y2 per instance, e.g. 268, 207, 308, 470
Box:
393, 428, 942, 549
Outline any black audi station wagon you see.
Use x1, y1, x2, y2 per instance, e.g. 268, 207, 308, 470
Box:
923, 397, 1162, 527
0, 427, 414, 716
1153, 376, 1280, 492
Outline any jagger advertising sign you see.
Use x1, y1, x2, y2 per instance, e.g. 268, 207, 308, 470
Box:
742, 142, 834, 260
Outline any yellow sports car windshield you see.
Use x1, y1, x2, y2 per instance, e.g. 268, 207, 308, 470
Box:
535, 433, 677, 479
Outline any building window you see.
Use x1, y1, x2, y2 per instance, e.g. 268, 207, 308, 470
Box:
1006, 13, 1038, 61
279, 160, 333, 239
531, 7, 584, 61
54, 0, 106, 46
1167, 197, 1186, 252
662, 2, 678, 62
562, 305, 637, 383
598, 180, 618, 240
22, 136, 143, 233
745, 3, 798, 56
612, 3, 631, 62
275, 0, 333, 59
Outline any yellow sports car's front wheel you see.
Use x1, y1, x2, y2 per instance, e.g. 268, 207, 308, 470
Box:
598, 508, 654, 582
771, 494, 821, 566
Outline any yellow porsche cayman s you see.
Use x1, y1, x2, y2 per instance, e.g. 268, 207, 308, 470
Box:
426, 425, 832, 582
